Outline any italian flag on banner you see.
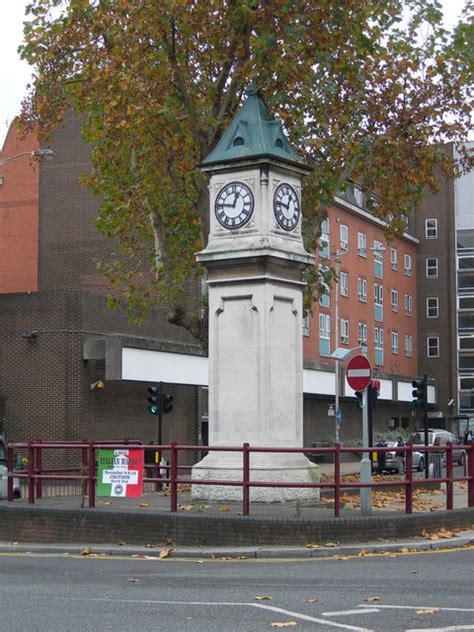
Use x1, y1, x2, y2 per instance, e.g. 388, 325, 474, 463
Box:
96, 448, 144, 497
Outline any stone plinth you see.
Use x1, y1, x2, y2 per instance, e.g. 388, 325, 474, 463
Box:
192, 452, 319, 503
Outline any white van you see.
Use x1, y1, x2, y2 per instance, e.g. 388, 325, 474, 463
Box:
0, 437, 21, 499
409, 428, 465, 466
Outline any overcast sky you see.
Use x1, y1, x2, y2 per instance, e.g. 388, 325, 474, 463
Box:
0, 0, 469, 149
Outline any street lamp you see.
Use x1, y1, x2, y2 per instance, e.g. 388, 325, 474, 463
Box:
331, 243, 386, 444
0, 148, 54, 166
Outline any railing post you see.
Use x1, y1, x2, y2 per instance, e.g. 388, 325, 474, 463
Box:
334, 444, 340, 518
468, 441, 474, 508
27, 441, 35, 504
88, 442, 96, 508
243, 443, 250, 516
446, 442, 453, 510
405, 445, 413, 514
170, 442, 178, 512
36, 439, 43, 499
7, 443, 14, 502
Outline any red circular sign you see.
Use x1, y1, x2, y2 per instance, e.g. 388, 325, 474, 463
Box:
346, 354, 372, 391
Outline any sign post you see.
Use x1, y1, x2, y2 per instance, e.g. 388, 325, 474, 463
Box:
346, 351, 372, 515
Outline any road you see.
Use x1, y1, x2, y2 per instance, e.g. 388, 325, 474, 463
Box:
1, 547, 473, 631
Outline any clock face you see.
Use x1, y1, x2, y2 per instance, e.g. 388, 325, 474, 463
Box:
214, 181, 254, 229
273, 183, 300, 231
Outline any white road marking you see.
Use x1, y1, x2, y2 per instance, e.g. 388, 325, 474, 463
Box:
361, 605, 474, 613
322, 608, 380, 616
407, 627, 474, 631
252, 603, 374, 630
60, 597, 375, 631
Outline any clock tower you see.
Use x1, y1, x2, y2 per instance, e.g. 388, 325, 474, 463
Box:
192, 85, 319, 501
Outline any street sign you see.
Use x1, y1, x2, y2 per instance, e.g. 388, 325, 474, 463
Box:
328, 404, 335, 416
346, 354, 372, 391
336, 409, 342, 423
96, 448, 144, 498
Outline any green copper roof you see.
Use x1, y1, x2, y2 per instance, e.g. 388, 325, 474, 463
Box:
201, 86, 305, 168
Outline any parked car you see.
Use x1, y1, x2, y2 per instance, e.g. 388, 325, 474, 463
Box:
408, 429, 466, 467
0, 437, 21, 499
372, 441, 425, 474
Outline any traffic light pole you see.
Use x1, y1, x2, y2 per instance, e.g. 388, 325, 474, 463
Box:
156, 381, 163, 490
360, 345, 372, 515
423, 373, 429, 479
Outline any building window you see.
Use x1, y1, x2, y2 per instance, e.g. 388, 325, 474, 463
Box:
340, 224, 349, 250
405, 334, 413, 357
391, 289, 398, 311
341, 318, 349, 344
374, 283, 383, 321
373, 240, 384, 278
302, 310, 310, 336
319, 313, 330, 356
426, 257, 439, 278
391, 331, 399, 354
425, 218, 438, 239
353, 185, 364, 206
390, 247, 398, 271
427, 336, 440, 358
405, 293, 413, 317
319, 264, 330, 307
358, 277, 367, 302
319, 218, 330, 258
404, 254, 412, 276
374, 327, 384, 365
426, 297, 439, 318
358, 322, 368, 345
340, 271, 349, 297
358, 232, 367, 257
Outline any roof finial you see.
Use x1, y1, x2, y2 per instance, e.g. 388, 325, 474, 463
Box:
246, 78, 258, 96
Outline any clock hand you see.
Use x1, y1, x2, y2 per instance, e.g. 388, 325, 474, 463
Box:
232, 191, 240, 207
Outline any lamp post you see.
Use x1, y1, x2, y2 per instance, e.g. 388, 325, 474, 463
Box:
0, 148, 54, 167
331, 243, 385, 444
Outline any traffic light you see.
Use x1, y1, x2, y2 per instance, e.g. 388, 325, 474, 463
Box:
162, 393, 174, 415
354, 391, 363, 409
369, 380, 380, 408
412, 375, 427, 408
147, 385, 160, 415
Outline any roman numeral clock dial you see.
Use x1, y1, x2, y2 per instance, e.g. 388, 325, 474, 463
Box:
273, 183, 300, 231
214, 182, 254, 229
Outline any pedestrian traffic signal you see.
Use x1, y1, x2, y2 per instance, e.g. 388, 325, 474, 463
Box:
369, 380, 380, 408
162, 393, 174, 415
354, 391, 363, 409
147, 385, 160, 415
411, 375, 427, 408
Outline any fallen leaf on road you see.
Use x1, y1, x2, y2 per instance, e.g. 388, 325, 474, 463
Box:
306, 598, 318, 603
159, 548, 173, 559
178, 503, 194, 511
305, 543, 320, 549
79, 546, 92, 556
221, 556, 232, 560
145, 543, 156, 548
255, 595, 272, 601
364, 596, 383, 602
139, 503, 151, 508
219, 506, 230, 512
117, 541, 127, 546
271, 622, 297, 628
128, 578, 140, 583
324, 542, 337, 547
416, 608, 439, 615
98, 501, 110, 506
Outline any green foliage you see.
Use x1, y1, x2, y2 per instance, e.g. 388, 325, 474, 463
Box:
19, 0, 474, 329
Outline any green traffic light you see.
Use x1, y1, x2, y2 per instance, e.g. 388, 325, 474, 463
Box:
148, 405, 158, 415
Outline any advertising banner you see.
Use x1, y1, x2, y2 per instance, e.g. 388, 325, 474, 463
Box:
96, 448, 144, 497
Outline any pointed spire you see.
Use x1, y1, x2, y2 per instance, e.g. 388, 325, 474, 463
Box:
201, 83, 308, 170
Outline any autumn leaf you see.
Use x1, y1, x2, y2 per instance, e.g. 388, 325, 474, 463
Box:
178, 503, 194, 511
270, 623, 297, 628
306, 598, 318, 603
138, 503, 151, 508
305, 543, 320, 549
79, 546, 92, 556
219, 506, 230, 512
416, 608, 440, 615
145, 543, 156, 548
159, 548, 173, 559
364, 596, 383, 602
324, 542, 337, 548
255, 595, 272, 601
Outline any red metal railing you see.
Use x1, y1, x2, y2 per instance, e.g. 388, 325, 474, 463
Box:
6, 440, 474, 516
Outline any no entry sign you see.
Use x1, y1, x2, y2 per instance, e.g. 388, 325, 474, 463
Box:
346, 354, 372, 391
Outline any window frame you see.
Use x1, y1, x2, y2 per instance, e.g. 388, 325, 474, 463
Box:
340, 224, 349, 250
358, 276, 367, 302
426, 257, 439, 279
427, 336, 440, 358
405, 293, 413, 317
425, 218, 438, 239
390, 247, 398, 271
426, 296, 439, 319
358, 232, 367, 258
404, 254, 412, 276
391, 289, 399, 312
340, 270, 349, 297
391, 331, 399, 354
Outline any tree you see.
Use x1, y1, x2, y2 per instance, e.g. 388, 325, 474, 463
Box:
20, 0, 473, 336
